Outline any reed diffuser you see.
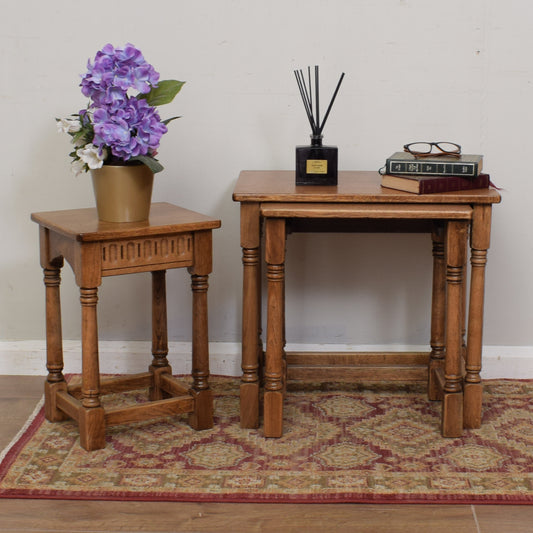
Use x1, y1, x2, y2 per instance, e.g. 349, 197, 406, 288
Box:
294, 66, 344, 185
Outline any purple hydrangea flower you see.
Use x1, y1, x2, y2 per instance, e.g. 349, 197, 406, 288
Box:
81, 43, 160, 106
92, 97, 167, 160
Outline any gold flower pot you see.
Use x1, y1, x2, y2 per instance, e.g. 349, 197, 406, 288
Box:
91, 164, 154, 223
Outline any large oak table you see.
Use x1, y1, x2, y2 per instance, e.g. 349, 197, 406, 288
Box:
233, 170, 500, 438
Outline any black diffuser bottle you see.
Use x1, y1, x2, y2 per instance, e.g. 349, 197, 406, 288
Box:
294, 67, 344, 186
296, 134, 338, 185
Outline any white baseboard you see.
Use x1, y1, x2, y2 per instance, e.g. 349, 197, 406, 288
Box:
1, 341, 532, 378
0, 341, 242, 377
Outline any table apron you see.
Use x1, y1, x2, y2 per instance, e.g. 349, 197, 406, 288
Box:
260, 203, 473, 220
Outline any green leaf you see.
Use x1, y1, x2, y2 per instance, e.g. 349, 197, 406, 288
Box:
139, 80, 185, 106
71, 130, 86, 144
162, 116, 181, 126
129, 155, 164, 174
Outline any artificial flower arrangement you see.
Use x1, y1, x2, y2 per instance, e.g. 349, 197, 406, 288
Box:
57, 43, 183, 175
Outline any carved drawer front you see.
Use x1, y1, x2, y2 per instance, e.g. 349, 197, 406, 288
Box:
101, 234, 193, 271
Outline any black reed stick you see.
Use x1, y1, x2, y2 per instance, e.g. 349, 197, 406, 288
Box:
307, 67, 313, 121
294, 70, 315, 133
315, 65, 320, 135
294, 68, 317, 134
294, 66, 344, 138
299, 69, 314, 128
318, 72, 345, 134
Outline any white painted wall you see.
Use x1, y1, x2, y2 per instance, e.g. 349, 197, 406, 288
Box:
2, 1, 532, 374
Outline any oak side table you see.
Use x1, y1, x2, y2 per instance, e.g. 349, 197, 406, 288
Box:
32, 202, 221, 451
233, 171, 501, 438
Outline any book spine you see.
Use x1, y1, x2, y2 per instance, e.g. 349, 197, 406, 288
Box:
386, 159, 479, 177
419, 174, 489, 194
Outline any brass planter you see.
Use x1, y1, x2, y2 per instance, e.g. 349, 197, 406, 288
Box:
91, 164, 154, 223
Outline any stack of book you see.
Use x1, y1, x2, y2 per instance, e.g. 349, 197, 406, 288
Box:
380, 151, 489, 194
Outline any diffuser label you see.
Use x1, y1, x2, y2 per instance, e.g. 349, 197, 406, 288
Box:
307, 159, 328, 174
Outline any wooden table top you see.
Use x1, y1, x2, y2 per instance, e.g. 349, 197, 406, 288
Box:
31, 202, 221, 242
233, 170, 502, 205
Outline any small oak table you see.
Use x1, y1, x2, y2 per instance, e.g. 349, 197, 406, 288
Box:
233, 171, 501, 438
32, 202, 221, 450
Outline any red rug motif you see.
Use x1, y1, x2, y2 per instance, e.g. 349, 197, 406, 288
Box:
0, 377, 532, 503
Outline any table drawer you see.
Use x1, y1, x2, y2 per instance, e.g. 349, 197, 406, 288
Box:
101, 233, 193, 272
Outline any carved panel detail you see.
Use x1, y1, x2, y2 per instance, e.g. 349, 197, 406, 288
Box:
101, 234, 193, 270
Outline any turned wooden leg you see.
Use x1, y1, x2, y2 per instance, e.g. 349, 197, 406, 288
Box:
264, 218, 286, 438
464, 205, 492, 428
257, 251, 264, 386
442, 221, 468, 437
149, 270, 172, 401
461, 239, 468, 365
428, 224, 446, 401
79, 287, 105, 451
188, 272, 213, 430
186, 229, 214, 430
43, 264, 68, 422
240, 203, 262, 428
282, 258, 287, 396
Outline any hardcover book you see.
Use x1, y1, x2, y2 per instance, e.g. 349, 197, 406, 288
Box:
385, 152, 483, 177
381, 172, 490, 194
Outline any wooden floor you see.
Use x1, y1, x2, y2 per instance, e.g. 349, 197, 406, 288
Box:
0, 376, 531, 533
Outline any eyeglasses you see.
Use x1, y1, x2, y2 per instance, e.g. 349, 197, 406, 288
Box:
403, 142, 461, 158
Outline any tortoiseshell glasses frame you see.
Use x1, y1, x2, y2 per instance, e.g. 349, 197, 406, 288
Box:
403, 142, 461, 158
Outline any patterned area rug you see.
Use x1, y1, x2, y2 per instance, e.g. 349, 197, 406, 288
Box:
0, 377, 532, 503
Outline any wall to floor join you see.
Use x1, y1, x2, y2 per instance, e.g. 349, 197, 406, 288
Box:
1, 341, 531, 378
